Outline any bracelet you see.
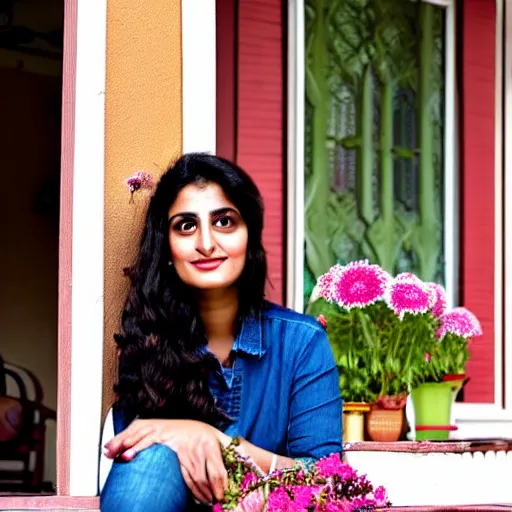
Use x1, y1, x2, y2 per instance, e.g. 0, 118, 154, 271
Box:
269, 453, 277, 474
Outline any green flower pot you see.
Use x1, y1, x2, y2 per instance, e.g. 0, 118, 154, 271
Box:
411, 382, 454, 441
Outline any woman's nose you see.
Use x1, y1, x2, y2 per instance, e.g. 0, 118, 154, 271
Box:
196, 225, 215, 256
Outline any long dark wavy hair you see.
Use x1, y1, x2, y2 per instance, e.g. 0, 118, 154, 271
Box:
113, 153, 267, 425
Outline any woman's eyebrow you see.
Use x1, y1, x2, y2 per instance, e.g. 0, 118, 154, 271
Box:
168, 207, 239, 224
168, 211, 197, 224
210, 207, 239, 217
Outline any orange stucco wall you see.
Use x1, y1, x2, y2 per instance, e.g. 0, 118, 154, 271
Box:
103, 0, 183, 413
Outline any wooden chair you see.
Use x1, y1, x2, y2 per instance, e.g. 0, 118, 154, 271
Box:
0, 357, 56, 493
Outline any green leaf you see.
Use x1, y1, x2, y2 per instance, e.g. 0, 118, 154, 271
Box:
305, 64, 321, 107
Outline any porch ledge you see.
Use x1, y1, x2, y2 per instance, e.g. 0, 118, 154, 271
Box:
343, 438, 512, 454
344, 439, 512, 506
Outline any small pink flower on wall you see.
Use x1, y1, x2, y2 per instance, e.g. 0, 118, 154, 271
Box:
385, 274, 436, 320
437, 307, 483, 341
125, 171, 155, 202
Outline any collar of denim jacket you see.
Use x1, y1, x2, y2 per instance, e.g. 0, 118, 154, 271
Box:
233, 313, 265, 358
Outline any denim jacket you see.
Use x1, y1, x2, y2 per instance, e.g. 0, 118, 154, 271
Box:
204, 302, 342, 461
112, 302, 343, 462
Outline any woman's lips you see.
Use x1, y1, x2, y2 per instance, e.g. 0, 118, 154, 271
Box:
190, 258, 227, 271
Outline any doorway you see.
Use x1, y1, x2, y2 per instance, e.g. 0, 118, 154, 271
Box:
0, 0, 63, 495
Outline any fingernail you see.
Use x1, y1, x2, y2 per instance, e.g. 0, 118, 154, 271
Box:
121, 448, 136, 460
102, 447, 110, 456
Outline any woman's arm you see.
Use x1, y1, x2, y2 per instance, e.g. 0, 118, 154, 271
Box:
216, 327, 342, 471
287, 328, 342, 459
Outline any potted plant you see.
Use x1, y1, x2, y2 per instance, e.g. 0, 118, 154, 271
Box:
409, 304, 482, 440
307, 261, 391, 441
307, 261, 482, 442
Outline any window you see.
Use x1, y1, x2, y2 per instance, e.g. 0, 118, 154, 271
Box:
287, 0, 510, 422
300, 0, 456, 309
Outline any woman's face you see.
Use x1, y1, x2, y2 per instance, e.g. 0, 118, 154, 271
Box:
168, 182, 248, 290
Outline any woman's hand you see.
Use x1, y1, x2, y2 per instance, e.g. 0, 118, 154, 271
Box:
103, 419, 231, 504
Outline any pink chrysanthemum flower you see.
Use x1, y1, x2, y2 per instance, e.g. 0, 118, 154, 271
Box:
395, 272, 422, 282
267, 486, 292, 510
351, 496, 378, 510
315, 453, 357, 480
241, 472, 258, 492
316, 265, 343, 302
324, 503, 353, 512
372, 485, 389, 507
234, 488, 265, 512
289, 485, 320, 508
330, 260, 390, 310
437, 307, 482, 340
125, 171, 155, 194
385, 275, 434, 319
427, 282, 447, 317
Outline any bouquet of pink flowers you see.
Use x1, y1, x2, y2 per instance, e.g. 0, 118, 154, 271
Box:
214, 439, 390, 511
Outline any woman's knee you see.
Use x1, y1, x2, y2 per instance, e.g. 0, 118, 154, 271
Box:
100, 444, 189, 512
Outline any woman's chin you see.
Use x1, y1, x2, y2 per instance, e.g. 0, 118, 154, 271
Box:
187, 277, 238, 291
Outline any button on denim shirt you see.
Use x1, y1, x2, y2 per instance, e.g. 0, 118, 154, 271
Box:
203, 302, 342, 461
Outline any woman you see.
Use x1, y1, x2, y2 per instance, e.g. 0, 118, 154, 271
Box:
100, 153, 342, 512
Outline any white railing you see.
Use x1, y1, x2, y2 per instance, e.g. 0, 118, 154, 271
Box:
344, 441, 512, 507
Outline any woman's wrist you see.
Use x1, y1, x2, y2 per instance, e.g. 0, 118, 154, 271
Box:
213, 428, 232, 448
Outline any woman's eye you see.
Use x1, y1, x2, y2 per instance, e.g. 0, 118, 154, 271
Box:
177, 220, 196, 232
214, 216, 233, 228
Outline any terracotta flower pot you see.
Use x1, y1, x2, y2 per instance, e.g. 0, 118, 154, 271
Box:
366, 393, 408, 442
343, 402, 370, 442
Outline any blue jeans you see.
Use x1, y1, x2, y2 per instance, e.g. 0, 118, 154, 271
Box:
100, 410, 209, 512
100, 444, 207, 512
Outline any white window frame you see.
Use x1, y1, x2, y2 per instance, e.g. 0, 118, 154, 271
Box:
68, 0, 107, 496
181, 0, 217, 155
286, 0, 512, 425
502, 0, 512, 415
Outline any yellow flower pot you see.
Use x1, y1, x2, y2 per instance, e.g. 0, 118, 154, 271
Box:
342, 402, 370, 442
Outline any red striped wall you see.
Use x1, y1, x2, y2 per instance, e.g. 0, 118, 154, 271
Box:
216, 0, 237, 162
461, 0, 496, 403
233, 0, 285, 304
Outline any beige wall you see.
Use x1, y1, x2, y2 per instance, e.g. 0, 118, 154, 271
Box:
0, 69, 61, 485
103, 0, 183, 413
